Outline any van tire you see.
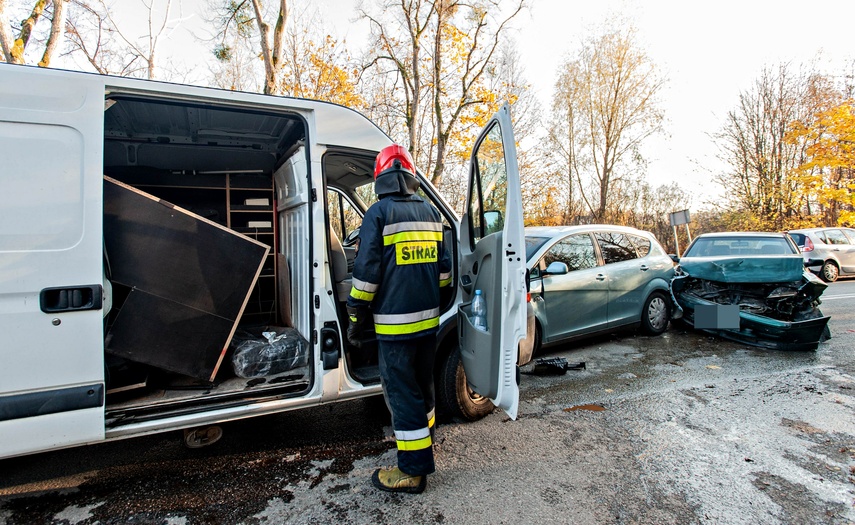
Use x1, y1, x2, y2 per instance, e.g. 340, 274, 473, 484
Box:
437, 345, 494, 422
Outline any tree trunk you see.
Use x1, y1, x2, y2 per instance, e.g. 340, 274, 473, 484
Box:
0, 0, 14, 62
12, 0, 49, 64
38, 0, 65, 67
249, 0, 287, 95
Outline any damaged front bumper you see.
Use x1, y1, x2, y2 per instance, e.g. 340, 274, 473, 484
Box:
673, 291, 830, 351
670, 256, 830, 351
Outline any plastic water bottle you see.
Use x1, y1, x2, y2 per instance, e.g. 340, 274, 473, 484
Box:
471, 289, 488, 331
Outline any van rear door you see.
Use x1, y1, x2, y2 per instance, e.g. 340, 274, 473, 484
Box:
457, 104, 526, 420
0, 66, 106, 458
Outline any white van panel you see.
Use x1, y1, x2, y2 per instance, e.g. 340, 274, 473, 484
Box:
0, 65, 105, 456
0, 123, 85, 253
0, 407, 104, 458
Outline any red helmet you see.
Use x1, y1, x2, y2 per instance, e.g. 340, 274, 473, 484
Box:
374, 144, 415, 179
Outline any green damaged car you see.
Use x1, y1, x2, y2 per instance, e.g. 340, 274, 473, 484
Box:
671, 232, 830, 351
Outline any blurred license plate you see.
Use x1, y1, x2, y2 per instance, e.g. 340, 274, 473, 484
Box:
695, 304, 740, 329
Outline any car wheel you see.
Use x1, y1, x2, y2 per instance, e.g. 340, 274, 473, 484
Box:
821, 261, 839, 282
641, 291, 670, 335
533, 321, 543, 356
437, 345, 494, 421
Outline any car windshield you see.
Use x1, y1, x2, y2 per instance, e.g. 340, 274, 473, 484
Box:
525, 236, 551, 262
684, 236, 797, 257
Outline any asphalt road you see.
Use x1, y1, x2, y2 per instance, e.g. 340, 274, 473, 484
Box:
2, 281, 854, 525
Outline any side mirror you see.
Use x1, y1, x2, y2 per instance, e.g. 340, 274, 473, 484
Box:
544, 261, 569, 275
483, 210, 504, 236
669, 254, 680, 264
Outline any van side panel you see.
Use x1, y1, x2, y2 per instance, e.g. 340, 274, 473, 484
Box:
0, 66, 106, 457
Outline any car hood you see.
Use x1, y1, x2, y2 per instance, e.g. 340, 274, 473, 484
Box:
676, 255, 805, 283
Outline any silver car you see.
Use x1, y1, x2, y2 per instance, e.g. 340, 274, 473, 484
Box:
788, 227, 855, 282
525, 225, 675, 353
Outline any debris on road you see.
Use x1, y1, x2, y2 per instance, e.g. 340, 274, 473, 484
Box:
523, 357, 586, 376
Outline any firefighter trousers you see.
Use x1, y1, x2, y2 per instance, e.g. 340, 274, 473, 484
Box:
377, 335, 437, 476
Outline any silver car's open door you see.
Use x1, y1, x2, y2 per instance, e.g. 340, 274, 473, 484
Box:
457, 104, 526, 420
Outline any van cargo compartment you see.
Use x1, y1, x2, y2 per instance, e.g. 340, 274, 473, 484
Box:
103, 177, 269, 381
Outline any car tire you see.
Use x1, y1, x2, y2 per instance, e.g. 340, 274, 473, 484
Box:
533, 321, 542, 356
437, 345, 494, 422
821, 261, 839, 282
641, 291, 670, 335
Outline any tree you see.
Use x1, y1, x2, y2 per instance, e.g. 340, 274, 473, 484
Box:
213, 0, 287, 94
275, 5, 361, 106
360, 0, 524, 187
211, 1, 360, 104
1, 0, 67, 66
63, 0, 185, 78
713, 63, 836, 230
549, 23, 665, 222
788, 100, 855, 226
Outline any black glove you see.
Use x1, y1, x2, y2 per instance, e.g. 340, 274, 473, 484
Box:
347, 305, 369, 348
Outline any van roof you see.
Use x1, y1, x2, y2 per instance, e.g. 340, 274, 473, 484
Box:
2, 63, 393, 153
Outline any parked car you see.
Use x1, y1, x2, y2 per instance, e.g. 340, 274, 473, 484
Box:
525, 225, 675, 353
787, 227, 855, 282
671, 232, 830, 351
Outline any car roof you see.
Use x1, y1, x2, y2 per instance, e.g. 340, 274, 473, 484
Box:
788, 227, 842, 233
694, 231, 787, 239
525, 224, 652, 238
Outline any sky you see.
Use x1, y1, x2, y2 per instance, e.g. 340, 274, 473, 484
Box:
94, 0, 855, 208
315, 0, 855, 207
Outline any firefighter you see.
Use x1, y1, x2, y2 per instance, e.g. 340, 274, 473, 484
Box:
346, 144, 453, 494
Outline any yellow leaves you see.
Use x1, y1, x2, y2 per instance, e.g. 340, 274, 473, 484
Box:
786, 99, 855, 225
278, 33, 363, 108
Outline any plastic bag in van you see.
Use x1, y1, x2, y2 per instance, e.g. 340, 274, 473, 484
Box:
231, 326, 309, 378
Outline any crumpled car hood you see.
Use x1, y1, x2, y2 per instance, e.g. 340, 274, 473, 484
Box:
676, 255, 805, 283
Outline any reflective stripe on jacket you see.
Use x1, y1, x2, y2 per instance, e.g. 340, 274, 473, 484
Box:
347, 194, 452, 340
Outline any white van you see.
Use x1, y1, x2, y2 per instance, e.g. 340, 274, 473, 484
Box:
0, 64, 529, 459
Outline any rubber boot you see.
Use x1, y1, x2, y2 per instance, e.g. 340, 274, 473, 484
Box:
371, 466, 426, 494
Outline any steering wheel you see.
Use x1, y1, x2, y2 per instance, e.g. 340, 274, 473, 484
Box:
342, 227, 360, 247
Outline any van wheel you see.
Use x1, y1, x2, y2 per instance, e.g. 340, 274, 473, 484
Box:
183, 425, 223, 449
641, 291, 670, 335
821, 261, 839, 282
437, 346, 494, 421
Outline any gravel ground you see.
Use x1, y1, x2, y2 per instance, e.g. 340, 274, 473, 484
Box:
2, 282, 854, 525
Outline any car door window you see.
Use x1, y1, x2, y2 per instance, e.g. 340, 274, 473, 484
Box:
468, 124, 508, 244
628, 234, 651, 258
595, 232, 638, 264
327, 189, 362, 242
825, 229, 850, 245
543, 234, 598, 272
843, 229, 855, 243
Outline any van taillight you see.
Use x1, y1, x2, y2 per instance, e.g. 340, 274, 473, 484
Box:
802, 237, 814, 252
526, 292, 531, 302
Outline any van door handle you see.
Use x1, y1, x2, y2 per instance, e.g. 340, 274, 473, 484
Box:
40, 285, 103, 313
595, 274, 606, 281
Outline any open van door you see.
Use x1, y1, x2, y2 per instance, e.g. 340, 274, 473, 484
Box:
457, 104, 526, 420
0, 67, 106, 457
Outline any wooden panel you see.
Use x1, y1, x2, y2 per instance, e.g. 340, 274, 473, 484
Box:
106, 290, 237, 381
103, 177, 268, 381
